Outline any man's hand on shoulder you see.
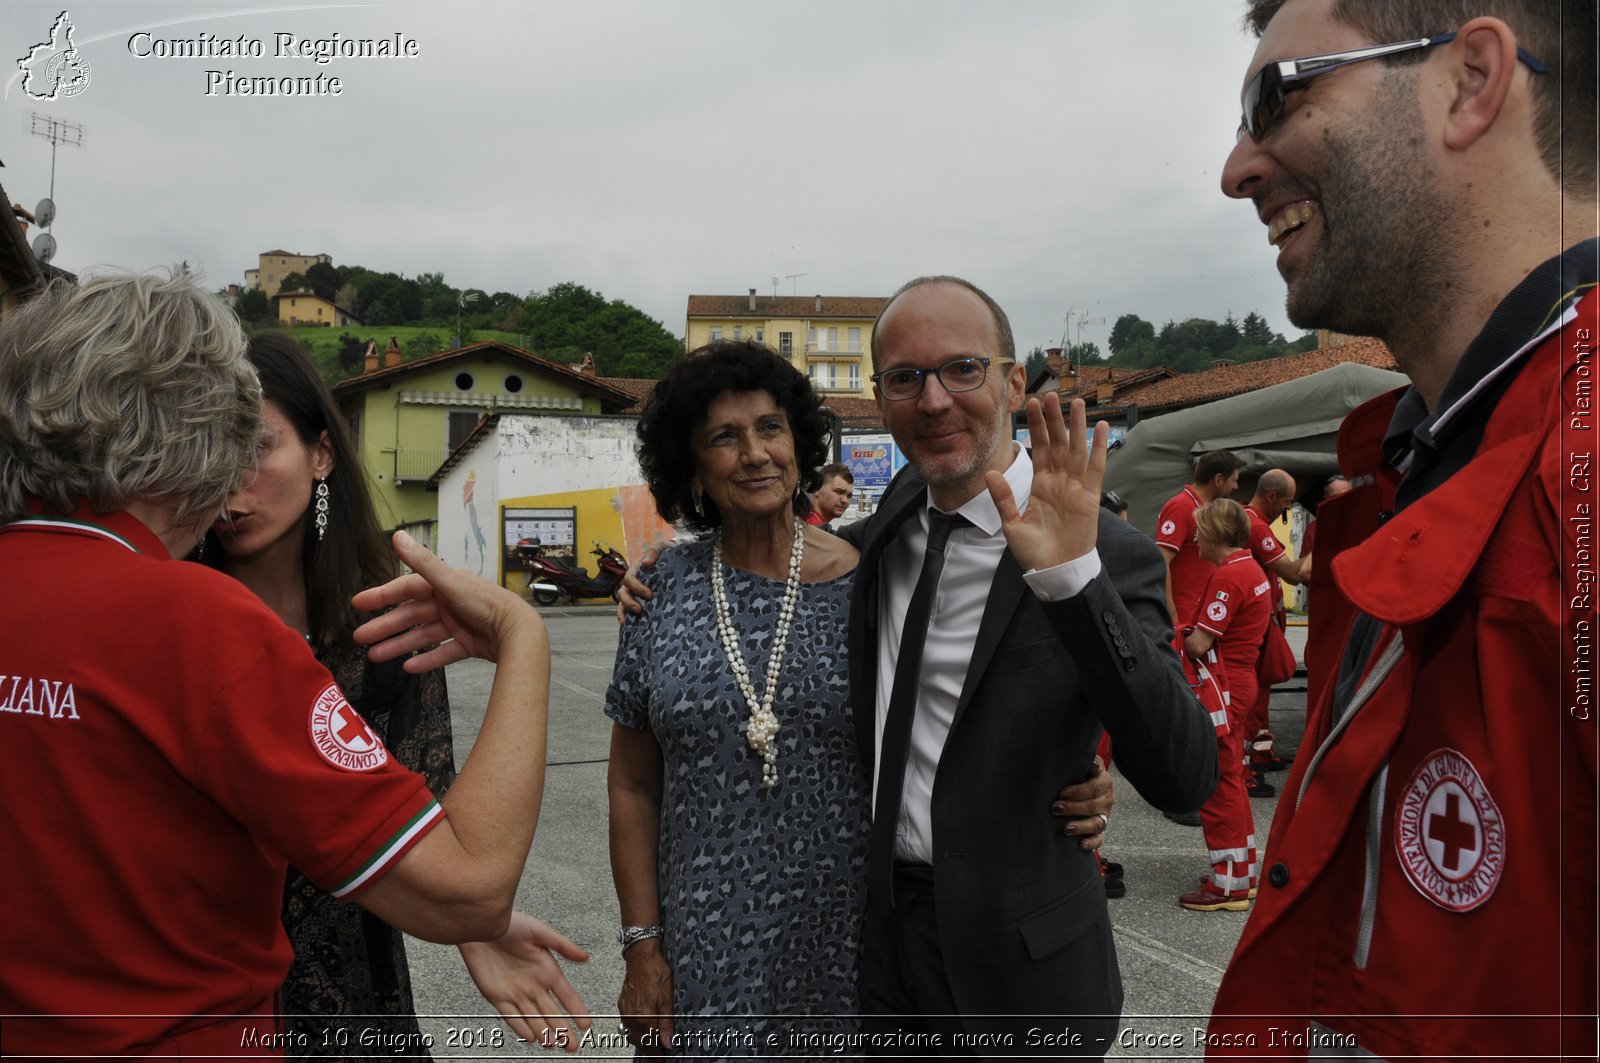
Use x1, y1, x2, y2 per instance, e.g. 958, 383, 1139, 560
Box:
616, 534, 675, 623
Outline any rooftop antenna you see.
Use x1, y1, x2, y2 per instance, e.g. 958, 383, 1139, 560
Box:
1057, 307, 1075, 375
771, 275, 780, 298
27, 112, 83, 266
1074, 311, 1105, 351
784, 272, 807, 296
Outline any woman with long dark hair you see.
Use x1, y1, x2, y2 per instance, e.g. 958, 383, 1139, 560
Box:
199, 332, 590, 1055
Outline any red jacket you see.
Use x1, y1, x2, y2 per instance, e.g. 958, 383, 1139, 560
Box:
1207, 290, 1598, 1061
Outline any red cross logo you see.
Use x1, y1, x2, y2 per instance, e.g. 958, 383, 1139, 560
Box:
333, 704, 375, 751
307, 684, 388, 772
1426, 791, 1477, 872
1395, 749, 1503, 912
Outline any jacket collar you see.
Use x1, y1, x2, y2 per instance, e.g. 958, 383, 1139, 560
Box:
5, 498, 169, 559
1330, 295, 1587, 624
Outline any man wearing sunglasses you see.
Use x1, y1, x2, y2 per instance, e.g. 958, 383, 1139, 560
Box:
1208, 1, 1597, 1059
850, 276, 1216, 1055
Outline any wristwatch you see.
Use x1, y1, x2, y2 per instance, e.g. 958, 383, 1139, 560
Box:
617, 924, 664, 951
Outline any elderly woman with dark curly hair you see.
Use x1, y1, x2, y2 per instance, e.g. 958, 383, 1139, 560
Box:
606, 339, 864, 1054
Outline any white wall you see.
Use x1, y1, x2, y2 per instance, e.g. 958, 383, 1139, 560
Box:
436, 415, 641, 578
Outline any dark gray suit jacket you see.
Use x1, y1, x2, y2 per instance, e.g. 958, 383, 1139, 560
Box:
848, 465, 1216, 1051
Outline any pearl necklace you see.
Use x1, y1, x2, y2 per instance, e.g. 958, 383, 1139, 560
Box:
711, 519, 805, 788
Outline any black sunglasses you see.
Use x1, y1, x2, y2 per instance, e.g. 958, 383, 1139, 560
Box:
1238, 30, 1548, 141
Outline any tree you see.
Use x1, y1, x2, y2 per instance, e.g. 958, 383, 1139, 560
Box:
306, 262, 342, 303
520, 282, 681, 376
335, 282, 360, 314
1108, 314, 1155, 355
233, 287, 273, 328
278, 271, 307, 295
1240, 311, 1275, 346
407, 331, 445, 360
1023, 345, 1048, 380
336, 333, 369, 374
1066, 341, 1102, 365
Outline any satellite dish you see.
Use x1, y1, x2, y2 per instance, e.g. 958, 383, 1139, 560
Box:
31, 232, 57, 264
33, 198, 56, 229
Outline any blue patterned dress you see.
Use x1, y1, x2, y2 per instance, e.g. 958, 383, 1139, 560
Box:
606, 540, 866, 1056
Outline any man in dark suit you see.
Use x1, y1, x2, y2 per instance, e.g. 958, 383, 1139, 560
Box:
854, 276, 1216, 1057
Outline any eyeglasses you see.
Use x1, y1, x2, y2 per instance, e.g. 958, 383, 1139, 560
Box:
871, 356, 998, 401
1238, 31, 1548, 142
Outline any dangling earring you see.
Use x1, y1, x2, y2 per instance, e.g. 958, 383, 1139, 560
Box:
314, 477, 330, 542
195, 534, 206, 562
689, 486, 704, 520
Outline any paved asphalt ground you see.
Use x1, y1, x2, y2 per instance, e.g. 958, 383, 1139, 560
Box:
402, 605, 1312, 1061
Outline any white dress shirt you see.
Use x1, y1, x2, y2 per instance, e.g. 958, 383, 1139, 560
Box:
872, 444, 1102, 864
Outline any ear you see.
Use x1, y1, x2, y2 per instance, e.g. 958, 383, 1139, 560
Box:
1003, 360, 1028, 414
311, 429, 335, 480
1440, 18, 1520, 154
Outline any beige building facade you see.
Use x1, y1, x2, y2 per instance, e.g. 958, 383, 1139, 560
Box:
685, 290, 887, 399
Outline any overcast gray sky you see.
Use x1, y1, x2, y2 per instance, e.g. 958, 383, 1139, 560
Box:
3, 1, 1295, 357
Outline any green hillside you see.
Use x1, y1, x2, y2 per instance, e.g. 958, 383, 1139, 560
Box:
268, 325, 538, 386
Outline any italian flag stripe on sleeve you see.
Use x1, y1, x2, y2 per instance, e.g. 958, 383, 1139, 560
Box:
331, 798, 446, 898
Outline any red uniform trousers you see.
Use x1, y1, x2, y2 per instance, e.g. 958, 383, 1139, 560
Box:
1183, 646, 1257, 897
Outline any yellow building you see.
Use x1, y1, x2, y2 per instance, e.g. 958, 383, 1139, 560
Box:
332, 339, 636, 541
274, 290, 360, 328
685, 290, 888, 398
248, 248, 332, 295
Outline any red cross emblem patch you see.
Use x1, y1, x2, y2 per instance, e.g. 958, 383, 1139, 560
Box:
308, 683, 388, 772
1395, 748, 1504, 912
1205, 599, 1229, 622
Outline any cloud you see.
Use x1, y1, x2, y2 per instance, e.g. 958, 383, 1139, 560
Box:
1, 0, 1295, 351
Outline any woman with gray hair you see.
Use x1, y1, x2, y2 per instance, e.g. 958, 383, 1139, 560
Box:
0, 272, 557, 1058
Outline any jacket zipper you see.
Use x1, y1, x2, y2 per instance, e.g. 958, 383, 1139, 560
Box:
1295, 630, 1406, 809
1287, 628, 1406, 973
1354, 762, 1389, 969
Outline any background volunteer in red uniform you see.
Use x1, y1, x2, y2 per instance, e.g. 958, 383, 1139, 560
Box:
1240, 469, 1309, 790
1156, 450, 1244, 627
1179, 499, 1272, 912
0, 272, 560, 1058
1210, 0, 1597, 1057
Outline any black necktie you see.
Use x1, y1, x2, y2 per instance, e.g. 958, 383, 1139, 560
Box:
869, 509, 963, 908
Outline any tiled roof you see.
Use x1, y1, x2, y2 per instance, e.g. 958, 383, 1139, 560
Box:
597, 377, 886, 429
687, 294, 888, 319
426, 413, 501, 488
331, 339, 636, 411
596, 376, 656, 415
1046, 363, 1178, 403
1089, 339, 1398, 417
821, 395, 885, 429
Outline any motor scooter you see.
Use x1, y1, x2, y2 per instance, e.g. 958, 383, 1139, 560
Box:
516, 538, 627, 606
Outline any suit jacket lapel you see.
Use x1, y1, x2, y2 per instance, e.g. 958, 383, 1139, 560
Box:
950, 548, 1025, 735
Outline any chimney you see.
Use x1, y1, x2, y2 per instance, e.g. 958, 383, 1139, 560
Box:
384, 336, 402, 369
578, 352, 597, 376
814, 294, 822, 313
363, 340, 379, 374
748, 288, 757, 311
